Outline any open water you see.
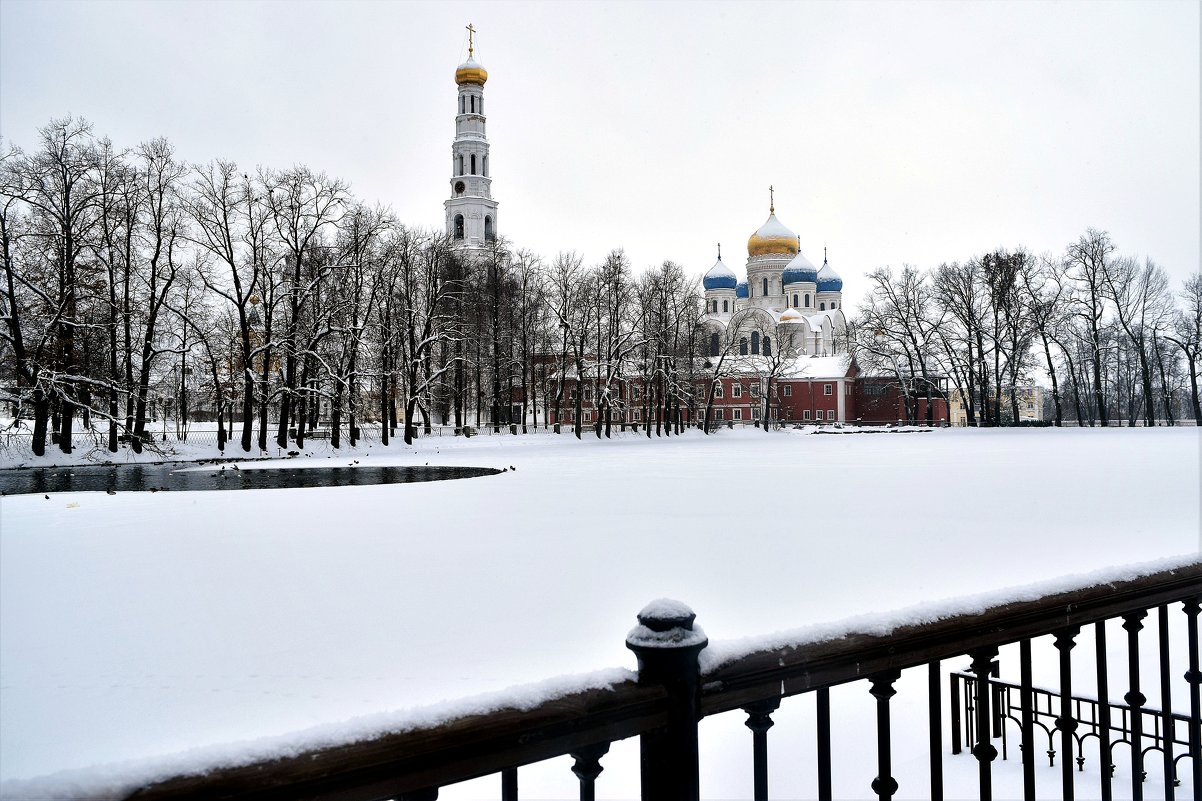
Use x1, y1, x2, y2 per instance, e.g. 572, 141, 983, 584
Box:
0, 464, 501, 495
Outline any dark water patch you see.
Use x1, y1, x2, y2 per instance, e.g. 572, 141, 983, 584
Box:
0, 464, 502, 496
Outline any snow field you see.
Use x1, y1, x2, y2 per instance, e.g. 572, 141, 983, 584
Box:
0, 426, 1198, 799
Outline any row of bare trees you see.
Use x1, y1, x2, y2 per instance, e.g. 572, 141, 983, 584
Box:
0, 117, 707, 456
850, 229, 1202, 426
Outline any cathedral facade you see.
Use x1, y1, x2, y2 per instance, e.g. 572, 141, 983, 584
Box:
700, 199, 846, 360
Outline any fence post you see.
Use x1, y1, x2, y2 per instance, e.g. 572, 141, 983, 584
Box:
626, 599, 708, 801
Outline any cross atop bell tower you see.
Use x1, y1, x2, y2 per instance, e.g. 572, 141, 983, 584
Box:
445, 26, 499, 249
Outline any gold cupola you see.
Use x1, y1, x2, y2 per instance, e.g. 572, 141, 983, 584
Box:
455, 55, 488, 86
747, 186, 799, 257
455, 24, 488, 86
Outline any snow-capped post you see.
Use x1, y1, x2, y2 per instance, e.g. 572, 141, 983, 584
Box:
626, 599, 707, 800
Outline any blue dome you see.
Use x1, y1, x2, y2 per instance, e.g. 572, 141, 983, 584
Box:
735, 280, 749, 299
702, 257, 737, 291
782, 252, 819, 285
816, 259, 843, 293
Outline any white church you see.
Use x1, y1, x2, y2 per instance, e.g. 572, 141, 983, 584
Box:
699, 195, 847, 359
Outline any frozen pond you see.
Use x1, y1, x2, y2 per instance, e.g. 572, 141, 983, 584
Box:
0, 463, 501, 495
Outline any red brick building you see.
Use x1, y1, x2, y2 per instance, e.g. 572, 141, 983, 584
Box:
542, 356, 948, 429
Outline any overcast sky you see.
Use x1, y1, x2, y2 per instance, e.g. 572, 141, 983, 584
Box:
2, 0, 1198, 307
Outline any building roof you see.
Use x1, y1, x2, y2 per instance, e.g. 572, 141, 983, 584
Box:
455, 56, 488, 86
702, 257, 737, 291
782, 251, 819, 284
747, 213, 799, 257
816, 257, 843, 292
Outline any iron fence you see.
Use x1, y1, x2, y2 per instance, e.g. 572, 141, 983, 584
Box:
122, 561, 1201, 801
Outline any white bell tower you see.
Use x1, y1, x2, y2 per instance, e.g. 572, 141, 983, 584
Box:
445, 24, 499, 249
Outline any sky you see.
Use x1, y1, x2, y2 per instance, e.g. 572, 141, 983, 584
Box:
1, 0, 1198, 308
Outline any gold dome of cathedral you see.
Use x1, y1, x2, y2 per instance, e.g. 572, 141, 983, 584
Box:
747, 212, 799, 257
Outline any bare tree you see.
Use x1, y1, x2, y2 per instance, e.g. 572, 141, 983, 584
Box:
262, 166, 347, 448
1165, 272, 1202, 424
395, 232, 462, 444
931, 260, 988, 425
1103, 255, 1171, 425
1065, 228, 1115, 425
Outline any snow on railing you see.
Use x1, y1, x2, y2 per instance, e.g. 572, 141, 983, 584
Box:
14, 557, 1198, 801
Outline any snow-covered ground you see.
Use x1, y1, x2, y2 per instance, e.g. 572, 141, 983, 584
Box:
0, 427, 1198, 799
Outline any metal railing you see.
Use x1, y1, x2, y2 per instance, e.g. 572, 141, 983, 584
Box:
122, 560, 1201, 801
950, 667, 1195, 783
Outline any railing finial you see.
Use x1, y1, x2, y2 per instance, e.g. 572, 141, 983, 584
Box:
627, 599, 707, 800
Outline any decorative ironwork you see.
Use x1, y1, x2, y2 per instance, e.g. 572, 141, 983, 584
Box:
951, 662, 1197, 787
569, 743, 609, 801
742, 698, 779, 800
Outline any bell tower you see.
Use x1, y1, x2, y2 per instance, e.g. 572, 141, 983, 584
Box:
445, 24, 499, 249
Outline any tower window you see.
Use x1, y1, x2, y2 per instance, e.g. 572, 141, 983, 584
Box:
793, 293, 798, 308
762, 278, 768, 297
710, 332, 719, 357
805, 294, 811, 308
739, 337, 748, 356
751, 331, 760, 355
460, 96, 465, 114
454, 214, 465, 240
457, 155, 464, 176
470, 154, 477, 175
483, 155, 488, 176
831, 301, 837, 309
763, 336, 772, 357
722, 299, 729, 313
820, 302, 826, 311
470, 95, 476, 113
485, 216, 495, 242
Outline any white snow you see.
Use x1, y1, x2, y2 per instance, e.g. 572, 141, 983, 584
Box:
1, 426, 1198, 799
750, 212, 797, 242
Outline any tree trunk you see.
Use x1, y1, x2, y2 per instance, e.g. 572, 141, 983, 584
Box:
1039, 332, 1063, 426
331, 389, 343, 449
1185, 350, 1202, 425
31, 391, 49, 456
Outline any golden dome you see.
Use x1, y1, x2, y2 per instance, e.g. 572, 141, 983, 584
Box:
455, 56, 488, 86
747, 212, 799, 257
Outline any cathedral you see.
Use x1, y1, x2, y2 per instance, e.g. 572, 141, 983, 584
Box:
700, 193, 846, 359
